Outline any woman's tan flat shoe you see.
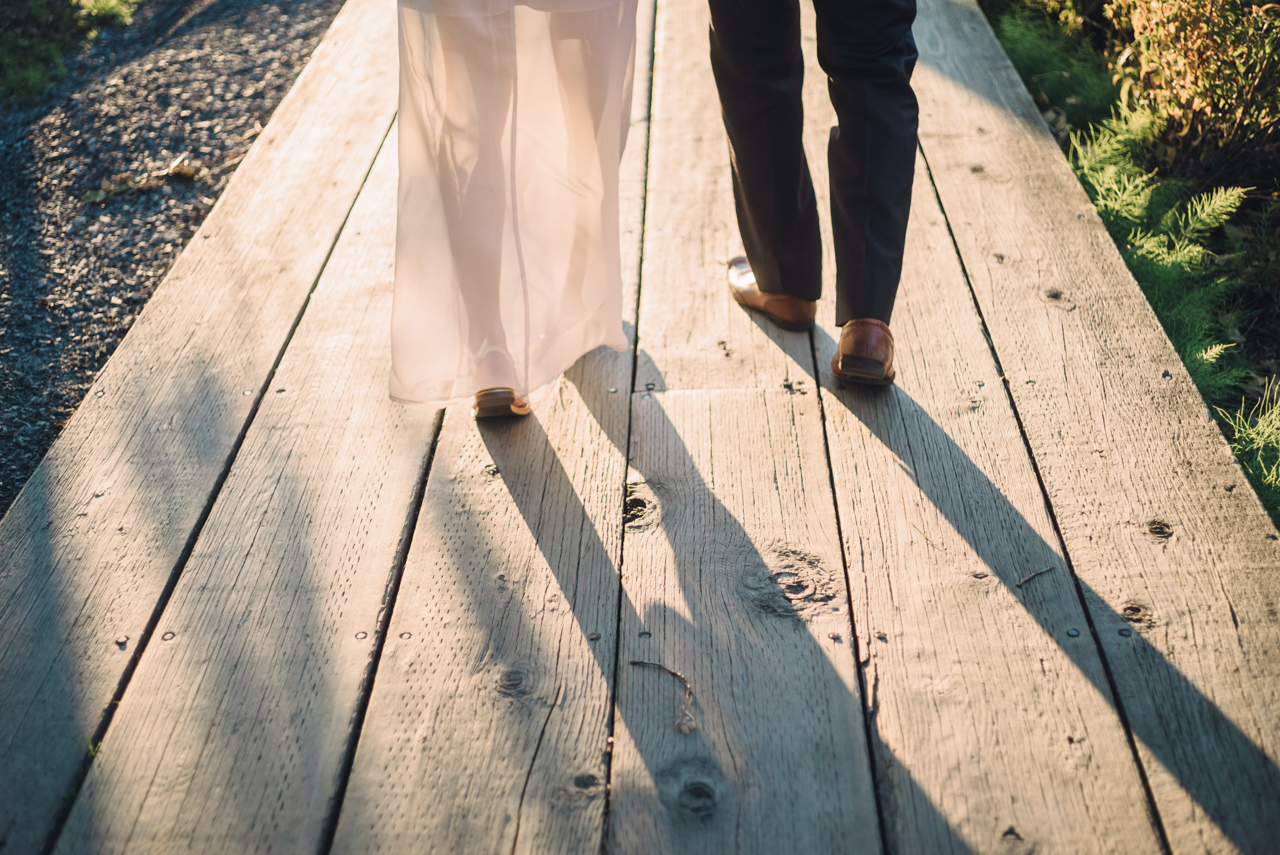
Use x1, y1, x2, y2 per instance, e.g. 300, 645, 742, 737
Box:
474, 387, 532, 418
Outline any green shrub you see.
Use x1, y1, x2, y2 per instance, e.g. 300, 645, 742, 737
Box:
990, 1, 1280, 522
1105, 0, 1280, 181
1225, 200, 1280, 320
0, 0, 142, 107
979, 0, 1111, 39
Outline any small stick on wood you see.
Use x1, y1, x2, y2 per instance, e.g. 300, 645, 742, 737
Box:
909, 523, 944, 552
1016, 566, 1054, 588
630, 660, 696, 734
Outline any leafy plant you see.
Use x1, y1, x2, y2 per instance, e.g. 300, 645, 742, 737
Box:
988, 1, 1280, 521
996, 10, 1118, 134
1105, 0, 1280, 182
1225, 200, 1280, 319
0, 0, 143, 107
979, 0, 1111, 39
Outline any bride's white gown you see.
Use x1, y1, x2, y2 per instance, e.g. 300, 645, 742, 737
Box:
391, 0, 637, 406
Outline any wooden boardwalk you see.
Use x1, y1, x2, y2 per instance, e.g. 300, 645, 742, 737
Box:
2, 0, 1278, 851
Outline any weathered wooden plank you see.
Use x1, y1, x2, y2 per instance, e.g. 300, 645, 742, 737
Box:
795, 10, 1160, 849
328, 3, 656, 852
911, 0, 1280, 851
48, 131, 439, 854
607, 389, 881, 853
330, 382, 628, 855
0, 0, 397, 848
605, 0, 879, 846
813, 161, 1163, 851
631, 0, 811, 393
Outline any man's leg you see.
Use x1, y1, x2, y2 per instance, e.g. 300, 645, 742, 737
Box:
814, 0, 918, 327
708, 0, 821, 302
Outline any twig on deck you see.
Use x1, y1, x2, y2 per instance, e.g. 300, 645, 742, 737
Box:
1016, 566, 1055, 588
909, 523, 944, 552
630, 660, 696, 734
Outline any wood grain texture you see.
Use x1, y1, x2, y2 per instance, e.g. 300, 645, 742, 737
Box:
329, 3, 656, 852
608, 389, 881, 853
631, 0, 812, 393
330, 380, 628, 855
50, 134, 439, 855
0, 0, 397, 849
796, 10, 1159, 850
607, 2, 877, 847
912, 0, 1280, 851
813, 163, 1163, 853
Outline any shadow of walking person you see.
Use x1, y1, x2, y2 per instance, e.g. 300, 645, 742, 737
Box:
814, 324, 1280, 855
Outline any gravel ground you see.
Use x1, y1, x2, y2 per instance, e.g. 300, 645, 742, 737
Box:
0, 0, 347, 517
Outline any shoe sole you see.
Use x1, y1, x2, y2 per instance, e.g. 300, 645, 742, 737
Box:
833, 355, 895, 386
474, 388, 532, 418
728, 285, 815, 332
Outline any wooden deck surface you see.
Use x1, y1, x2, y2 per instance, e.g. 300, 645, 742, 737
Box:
2, 0, 1278, 851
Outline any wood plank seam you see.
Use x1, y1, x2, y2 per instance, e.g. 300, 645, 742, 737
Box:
606, 2, 882, 847
803, 329, 895, 855
914, 143, 1177, 854
600, 1, 660, 850
50, 130, 447, 855
40, 114, 397, 855
0, 0, 400, 844
327, 2, 657, 849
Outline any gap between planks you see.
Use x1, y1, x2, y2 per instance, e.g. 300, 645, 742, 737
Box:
50, 135, 446, 855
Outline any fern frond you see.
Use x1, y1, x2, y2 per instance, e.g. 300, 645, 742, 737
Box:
1160, 186, 1249, 244
1194, 343, 1235, 364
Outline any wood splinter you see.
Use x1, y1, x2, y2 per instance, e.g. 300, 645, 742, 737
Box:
630, 660, 696, 734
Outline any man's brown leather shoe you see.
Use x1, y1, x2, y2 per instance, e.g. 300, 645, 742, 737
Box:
726, 256, 816, 332
832, 318, 895, 386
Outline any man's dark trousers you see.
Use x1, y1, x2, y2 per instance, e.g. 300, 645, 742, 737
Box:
708, 0, 918, 326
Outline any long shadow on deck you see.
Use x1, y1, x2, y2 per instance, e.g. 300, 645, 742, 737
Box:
467, 356, 974, 853
812, 328, 1280, 855
0, 357, 264, 853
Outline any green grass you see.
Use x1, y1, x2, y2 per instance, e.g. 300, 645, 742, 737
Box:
996, 9, 1117, 131
0, 0, 143, 108
1220, 381, 1280, 516
991, 8, 1280, 525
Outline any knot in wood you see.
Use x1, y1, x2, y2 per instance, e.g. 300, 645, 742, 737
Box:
1038, 287, 1076, 311
496, 666, 529, 697
1144, 519, 1173, 543
677, 780, 718, 819
1121, 602, 1152, 626
656, 757, 725, 824
740, 547, 837, 620
624, 483, 657, 530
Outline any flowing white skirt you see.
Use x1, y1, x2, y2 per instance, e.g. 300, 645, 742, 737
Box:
390, 0, 637, 406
